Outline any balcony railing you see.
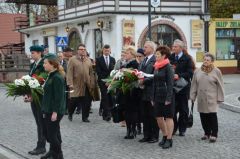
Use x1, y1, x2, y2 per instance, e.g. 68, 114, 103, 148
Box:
58, 0, 202, 20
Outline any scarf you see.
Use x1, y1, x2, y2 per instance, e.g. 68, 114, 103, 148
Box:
201, 63, 214, 73
154, 58, 170, 70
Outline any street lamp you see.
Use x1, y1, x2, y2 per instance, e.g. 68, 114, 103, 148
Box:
202, 12, 211, 52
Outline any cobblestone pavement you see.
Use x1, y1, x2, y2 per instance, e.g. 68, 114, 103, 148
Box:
0, 75, 240, 159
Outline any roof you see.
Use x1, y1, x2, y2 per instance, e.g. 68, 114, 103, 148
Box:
5, 0, 57, 5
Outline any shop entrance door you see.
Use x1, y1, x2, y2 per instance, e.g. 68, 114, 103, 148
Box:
235, 38, 240, 70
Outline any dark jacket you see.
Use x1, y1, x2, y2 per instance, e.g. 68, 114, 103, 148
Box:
29, 58, 45, 76
169, 53, 194, 94
152, 64, 174, 103
139, 55, 156, 101
60, 59, 68, 73
42, 71, 66, 115
96, 55, 116, 81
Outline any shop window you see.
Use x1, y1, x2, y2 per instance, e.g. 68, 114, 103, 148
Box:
216, 28, 239, 60
141, 24, 181, 48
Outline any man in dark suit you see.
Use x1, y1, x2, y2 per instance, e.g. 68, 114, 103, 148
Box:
58, 52, 67, 73
169, 39, 194, 136
96, 44, 116, 121
27, 45, 46, 155
138, 41, 159, 143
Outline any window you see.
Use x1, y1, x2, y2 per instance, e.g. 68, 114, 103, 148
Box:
142, 24, 181, 48
68, 30, 81, 53
216, 28, 240, 60
32, 40, 39, 45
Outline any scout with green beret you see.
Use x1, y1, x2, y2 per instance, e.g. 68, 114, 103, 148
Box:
41, 53, 66, 159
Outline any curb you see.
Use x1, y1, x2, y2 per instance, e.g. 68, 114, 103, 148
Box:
220, 93, 240, 113
0, 146, 21, 159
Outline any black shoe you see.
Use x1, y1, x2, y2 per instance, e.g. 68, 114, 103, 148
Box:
159, 136, 167, 147
103, 116, 111, 122
68, 115, 72, 121
162, 139, 172, 149
138, 138, 150, 143
82, 119, 90, 122
28, 148, 46, 155
179, 132, 185, 136
40, 151, 52, 159
76, 110, 81, 114
148, 138, 158, 143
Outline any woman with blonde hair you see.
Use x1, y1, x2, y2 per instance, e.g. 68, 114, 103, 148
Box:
41, 53, 66, 159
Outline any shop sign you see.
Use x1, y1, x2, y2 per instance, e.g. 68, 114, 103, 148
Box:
122, 20, 135, 48
191, 20, 204, 48
42, 28, 57, 36
196, 51, 204, 62
216, 21, 240, 28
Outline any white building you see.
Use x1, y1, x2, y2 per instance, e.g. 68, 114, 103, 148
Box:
21, 0, 206, 61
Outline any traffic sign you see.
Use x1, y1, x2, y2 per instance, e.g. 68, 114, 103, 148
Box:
56, 37, 68, 47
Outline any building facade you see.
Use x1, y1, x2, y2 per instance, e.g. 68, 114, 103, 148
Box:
21, 0, 205, 63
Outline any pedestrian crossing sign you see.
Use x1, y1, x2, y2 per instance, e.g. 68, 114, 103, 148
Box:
56, 36, 68, 47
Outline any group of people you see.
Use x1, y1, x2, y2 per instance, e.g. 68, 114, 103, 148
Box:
25, 38, 224, 159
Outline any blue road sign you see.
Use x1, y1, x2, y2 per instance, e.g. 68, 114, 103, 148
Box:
56, 37, 68, 47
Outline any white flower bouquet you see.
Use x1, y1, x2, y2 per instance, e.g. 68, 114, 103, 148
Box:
5, 75, 44, 105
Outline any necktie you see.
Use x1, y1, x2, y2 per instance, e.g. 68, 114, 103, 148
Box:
105, 56, 109, 68
142, 57, 148, 66
30, 62, 36, 75
175, 55, 179, 61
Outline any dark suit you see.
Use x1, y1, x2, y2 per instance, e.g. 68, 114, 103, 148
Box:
169, 53, 194, 134
139, 55, 159, 140
96, 55, 116, 120
29, 59, 46, 149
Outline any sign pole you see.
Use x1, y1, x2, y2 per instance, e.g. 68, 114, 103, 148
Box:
148, 0, 152, 40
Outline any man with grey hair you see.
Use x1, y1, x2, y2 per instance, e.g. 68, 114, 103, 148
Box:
169, 39, 194, 137
138, 41, 159, 143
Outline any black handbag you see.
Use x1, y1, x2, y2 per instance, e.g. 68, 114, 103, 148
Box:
173, 77, 188, 93
186, 101, 194, 128
111, 104, 124, 123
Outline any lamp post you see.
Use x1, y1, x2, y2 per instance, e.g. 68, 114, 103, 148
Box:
203, 12, 211, 52
148, 0, 152, 40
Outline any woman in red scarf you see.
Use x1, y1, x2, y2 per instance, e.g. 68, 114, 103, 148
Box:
152, 46, 174, 149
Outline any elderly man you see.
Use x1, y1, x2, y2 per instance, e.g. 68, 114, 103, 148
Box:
67, 44, 94, 122
169, 39, 194, 136
138, 41, 159, 143
28, 45, 46, 155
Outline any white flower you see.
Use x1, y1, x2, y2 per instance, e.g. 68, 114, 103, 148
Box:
28, 79, 40, 88
21, 75, 32, 81
115, 71, 124, 80
110, 70, 118, 77
14, 79, 26, 86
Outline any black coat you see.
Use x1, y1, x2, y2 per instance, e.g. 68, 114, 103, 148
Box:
152, 64, 174, 104
169, 53, 194, 94
96, 55, 116, 81
29, 58, 45, 76
139, 55, 156, 101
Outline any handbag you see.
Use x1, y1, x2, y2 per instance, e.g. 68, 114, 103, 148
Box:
111, 104, 124, 123
173, 77, 188, 93
186, 101, 194, 128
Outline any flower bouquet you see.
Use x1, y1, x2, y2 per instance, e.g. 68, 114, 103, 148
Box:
5, 74, 45, 105
102, 68, 145, 94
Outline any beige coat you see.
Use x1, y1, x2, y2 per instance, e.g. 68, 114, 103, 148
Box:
190, 67, 224, 113
67, 56, 94, 98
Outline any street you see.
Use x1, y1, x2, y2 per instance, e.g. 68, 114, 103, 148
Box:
0, 74, 240, 159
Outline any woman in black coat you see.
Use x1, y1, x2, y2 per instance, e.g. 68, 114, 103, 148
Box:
152, 46, 174, 149
120, 46, 139, 139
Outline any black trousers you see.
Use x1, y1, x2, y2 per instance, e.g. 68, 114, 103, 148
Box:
43, 113, 63, 156
98, 81, 112, 119
142, 101, 159, 139
173, 93, 189, 133
30, 102, 46, 149
68, 88, 91, 120
200, 113, 218, 137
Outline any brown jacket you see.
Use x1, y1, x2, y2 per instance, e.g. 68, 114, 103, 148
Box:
67, 55, 94, 98
190, 67, 224, 113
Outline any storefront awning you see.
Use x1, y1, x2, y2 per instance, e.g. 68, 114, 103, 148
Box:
5, 0, 57, 5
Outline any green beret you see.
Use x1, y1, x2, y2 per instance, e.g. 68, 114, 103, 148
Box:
44, 53, 58, 60
30, 45, 44, 52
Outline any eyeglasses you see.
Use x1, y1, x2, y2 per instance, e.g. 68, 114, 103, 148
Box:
136, 56, 143, 57
78, 48, 86, 51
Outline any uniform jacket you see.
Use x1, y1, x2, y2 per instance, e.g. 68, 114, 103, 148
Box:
42, 70, 66, 115
190, 67, 224, 113
29, 58, 45, 76
139, 55, 156, 101
152, 63, 174, 104
169, 53, 194, 94
96, 55, 116, 81
67, 56, 94, 98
